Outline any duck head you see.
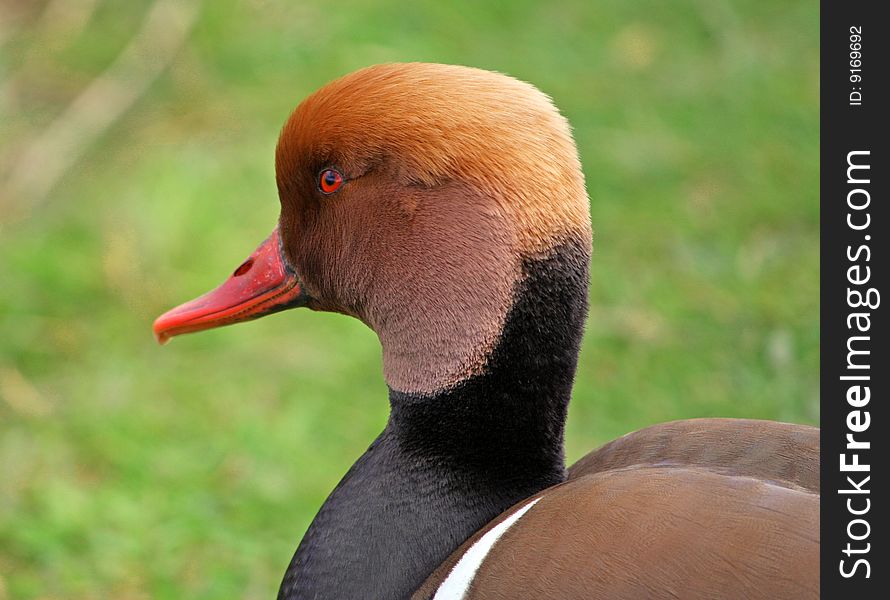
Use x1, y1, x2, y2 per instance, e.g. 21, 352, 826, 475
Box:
154, 63, 591, 395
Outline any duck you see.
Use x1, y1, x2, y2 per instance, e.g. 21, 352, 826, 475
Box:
153, 63, 819, 600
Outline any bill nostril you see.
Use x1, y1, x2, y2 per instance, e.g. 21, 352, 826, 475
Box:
233, 259, 254, 277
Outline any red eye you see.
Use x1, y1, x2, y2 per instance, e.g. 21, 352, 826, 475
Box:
319, 168, 344, 194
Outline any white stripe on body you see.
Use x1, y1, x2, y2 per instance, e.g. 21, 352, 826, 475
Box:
433, 497, 542, 600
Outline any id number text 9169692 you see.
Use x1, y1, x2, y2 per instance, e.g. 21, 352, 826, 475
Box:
849, 26, 863, 106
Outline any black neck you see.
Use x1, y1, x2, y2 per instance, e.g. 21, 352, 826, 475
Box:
278, 238, 590, 600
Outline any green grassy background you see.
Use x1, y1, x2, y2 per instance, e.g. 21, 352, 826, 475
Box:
1, 1, 818, 598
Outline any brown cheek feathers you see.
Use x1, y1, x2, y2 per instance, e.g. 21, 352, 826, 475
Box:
273, 63, 592, 393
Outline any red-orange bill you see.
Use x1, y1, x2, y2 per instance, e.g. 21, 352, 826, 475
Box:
153, 228, 306, 344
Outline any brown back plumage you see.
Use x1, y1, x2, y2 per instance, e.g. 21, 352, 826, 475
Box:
569, 418, 819, 492
416, 419, 819, 599
416, 466, 818, 600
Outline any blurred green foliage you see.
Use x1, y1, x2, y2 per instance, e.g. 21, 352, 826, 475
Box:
1, 0, 818, 598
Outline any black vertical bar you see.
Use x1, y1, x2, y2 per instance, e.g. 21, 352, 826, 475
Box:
821, 1, 887, 596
